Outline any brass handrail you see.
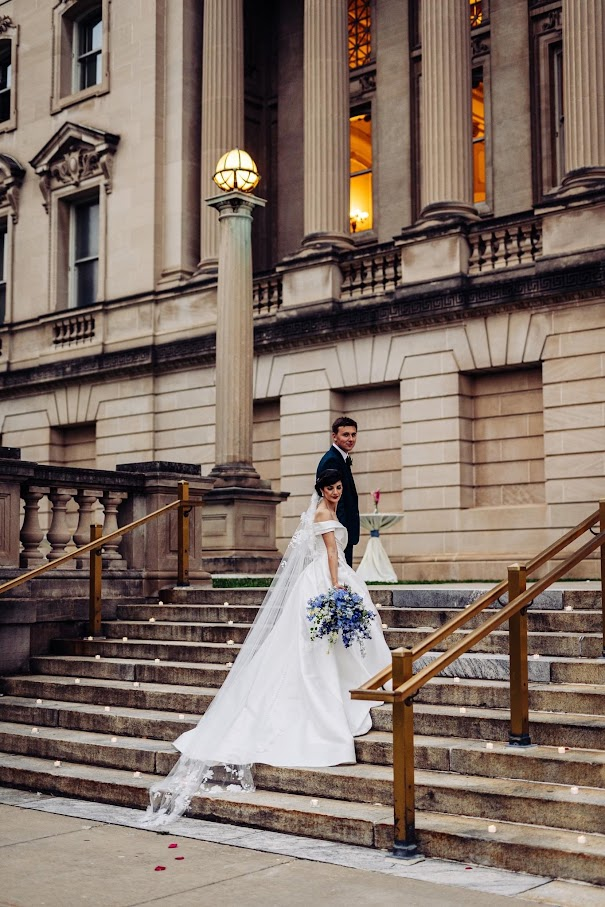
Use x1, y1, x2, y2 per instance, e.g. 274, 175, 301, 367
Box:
0, 481, 196, 634
351, 502, 605, 859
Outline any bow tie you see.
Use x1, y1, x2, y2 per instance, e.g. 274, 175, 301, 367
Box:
345, 455, 353, 467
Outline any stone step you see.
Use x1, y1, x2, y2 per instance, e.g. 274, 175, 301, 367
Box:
416, 651, 605, 684
53, 627, 603, 661
387, 587, 601, 612
30, 655, 229, 687
0, 722, 173, 773
51, 638, 243, 664
370, 704, 605, 749
415, 678, 605, 715
102, 621, 251, 645
3, 722, 602, 835
0, 753, 603, 884
2, 674, 216, 714
0, 696, 199, 741
115, 602, 603, 633
7, 671, 603, 718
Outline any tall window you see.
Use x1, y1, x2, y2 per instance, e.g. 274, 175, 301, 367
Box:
71, 197, 99, 308
0, 220, 6, 323
348, 0, 371, 70
350, 112, 373, 233
530, 6, 564, 198
0, 40, 11, 123
472, 69, 486, 204
53, 0, 109, 110
75, 9, 102, 91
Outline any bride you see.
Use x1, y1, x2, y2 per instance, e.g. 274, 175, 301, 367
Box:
144, 468, 391, 826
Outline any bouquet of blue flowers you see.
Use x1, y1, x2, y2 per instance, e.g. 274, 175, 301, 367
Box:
307, 585, 376, 655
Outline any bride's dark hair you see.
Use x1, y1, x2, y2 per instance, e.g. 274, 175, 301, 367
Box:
315, 468, 343, 496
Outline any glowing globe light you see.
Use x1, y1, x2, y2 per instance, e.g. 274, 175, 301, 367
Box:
213, 149, 261, 193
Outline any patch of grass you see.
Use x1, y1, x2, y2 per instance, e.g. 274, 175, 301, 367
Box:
212, 577, 273, 588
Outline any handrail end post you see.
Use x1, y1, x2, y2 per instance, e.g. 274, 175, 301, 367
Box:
392, 838, 419, 860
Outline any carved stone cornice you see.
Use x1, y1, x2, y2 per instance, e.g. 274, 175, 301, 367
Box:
0, 154, 25, 223
0, 15, 14, 33
29, 122, 120, 211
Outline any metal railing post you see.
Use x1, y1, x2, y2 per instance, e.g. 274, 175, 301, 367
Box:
177, 480, 190, 587
508, 563, 531, 746
89, 524, 103, 636
600, 500, 605, 657
392, 646, 418, 858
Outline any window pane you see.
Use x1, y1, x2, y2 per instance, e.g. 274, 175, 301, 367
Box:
77, 12, 102, 90
0, 224, 6, 324
472, 76, 486, 204
75, 201, 99, 260
76, 259, 98, 308
0, 41, 10, 123
350, 113, 373, 232
348, 0, 371, 70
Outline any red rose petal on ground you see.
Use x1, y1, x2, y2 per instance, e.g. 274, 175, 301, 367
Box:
175, 856, 185, 861
168, 843, 178, 849
154, 866, 166, 871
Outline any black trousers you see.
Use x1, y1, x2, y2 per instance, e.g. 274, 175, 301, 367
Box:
344, 541, 354, 568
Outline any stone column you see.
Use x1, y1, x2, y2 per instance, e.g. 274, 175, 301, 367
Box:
561, 0, 605, 190
302, 0, 352, 247
420, 0, 476, 221
198, 0, 245, 273
206, 192, 265, 484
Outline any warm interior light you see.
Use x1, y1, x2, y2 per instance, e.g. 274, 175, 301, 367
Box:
213, 149, 260, 193
349, 208, 369, 232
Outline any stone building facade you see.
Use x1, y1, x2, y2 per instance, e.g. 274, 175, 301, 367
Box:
0, 0, 603, 579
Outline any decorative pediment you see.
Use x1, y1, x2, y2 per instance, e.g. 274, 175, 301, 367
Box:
30, 121, 120, 210
0, 154, 25, 223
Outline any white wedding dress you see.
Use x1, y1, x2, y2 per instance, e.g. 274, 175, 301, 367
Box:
144, 503, 391, 827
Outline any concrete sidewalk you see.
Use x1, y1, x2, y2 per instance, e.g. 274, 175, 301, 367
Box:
1, 791, 604, 907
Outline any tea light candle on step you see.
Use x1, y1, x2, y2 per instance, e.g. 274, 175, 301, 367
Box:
122, 637, 128, 642
381, 623, 388, 630
227, 620, 233, 625
133, 681, 139, 687
486, 742, 494, 749
577, 835, 587, 844
532, 653, 540, 659
87, 636, 93, 641
227, 640, 234, 646
36, 699, 42, 705
564, 605, 573, 611
104, 706, 110, 712
179, 714, 185, 720
75, 678, 80, 684
224, 601, 229, 607
310, 799, 318, 806
570, 786, 579, 795
225, 662, 233, 667
149, 617, 156, 622
31, 727, 38, 734
453, 677, 460, 683
154, 658, 160, 663
133, 771, 141, 778
54, 760, 61, 767
558, 746, 567, 753
488, 824, 497, 834
158, 600, 164, 606
459, 707, 466, 714
111, 737, 117, 742
95, 655, 101, 660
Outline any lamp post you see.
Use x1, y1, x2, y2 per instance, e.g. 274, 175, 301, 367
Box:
202, 149, 287, 573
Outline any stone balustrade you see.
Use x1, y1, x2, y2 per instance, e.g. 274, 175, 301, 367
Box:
252, 271, 283, 316
52, 312, 96, 346
468, 214, 543, 275
340, 244, 401, 302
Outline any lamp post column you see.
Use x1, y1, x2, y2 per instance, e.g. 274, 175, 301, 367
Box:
420, 0, 476, 221
303, 0, 352, 248
561, 0, 605, 192
198, 0, 245, 274
206, 191, 265, 484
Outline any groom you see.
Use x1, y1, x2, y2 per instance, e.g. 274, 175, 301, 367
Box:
316, 416, 359, 566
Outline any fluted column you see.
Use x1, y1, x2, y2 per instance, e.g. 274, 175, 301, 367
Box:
420, 0, 477, 221
561, 0, 605, 189
207, 191, 265, 484
198, 0, 244, 273
303, 0, 352, 247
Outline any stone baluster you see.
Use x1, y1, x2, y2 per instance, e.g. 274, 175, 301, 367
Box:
47, 488, 75, 561
20, 486, 48, 567
303, 0, 352, 247
100, 491, 128, 568
73, 489, 101, 568
198, 0, 244, 273
420, 0, 477, 221
561, 0, 605, 191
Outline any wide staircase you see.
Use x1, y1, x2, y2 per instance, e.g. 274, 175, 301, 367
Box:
0, 583, 604, 885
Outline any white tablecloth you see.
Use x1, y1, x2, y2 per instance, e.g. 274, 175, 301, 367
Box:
356, 513, 404, 583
